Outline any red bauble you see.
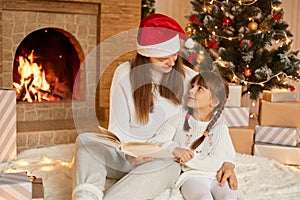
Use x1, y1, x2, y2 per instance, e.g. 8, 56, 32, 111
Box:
243, 67, 252, 77
273, 14, 282, 21
222, 17, 232, 26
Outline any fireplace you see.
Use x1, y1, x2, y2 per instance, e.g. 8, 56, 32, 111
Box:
0, 0, 141, 151
13, 27, 84, 102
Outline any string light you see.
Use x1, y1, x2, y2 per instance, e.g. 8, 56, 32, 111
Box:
214, 59, 299, 86
210, 0, 258, 6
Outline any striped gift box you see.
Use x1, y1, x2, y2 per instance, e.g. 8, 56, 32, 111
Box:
222, 107, 250, 127
0, 89, 17, 163
0, 172, 32, 200
255, 125, 300, 146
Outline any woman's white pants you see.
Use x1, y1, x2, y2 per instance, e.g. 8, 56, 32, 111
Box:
72, 132, 181, 200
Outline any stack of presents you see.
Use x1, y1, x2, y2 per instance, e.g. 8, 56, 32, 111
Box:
255, 89, 300, 165
223, 83, 300, 166
222, 84, 255, 155
0, 89, 44, 199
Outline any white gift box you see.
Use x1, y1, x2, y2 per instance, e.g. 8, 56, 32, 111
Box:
0, 89, 17, 163
225, 84, 242, 107
262, 89, 297, 102
255, 125, 300, 146
222, 107, 250, 127
254, 142, 300, 165
0, 172, 32, 200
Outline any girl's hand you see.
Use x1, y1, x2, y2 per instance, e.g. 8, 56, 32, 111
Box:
216, 162, 238, 190
125, 155, 154, 167
173, 147, 194, 164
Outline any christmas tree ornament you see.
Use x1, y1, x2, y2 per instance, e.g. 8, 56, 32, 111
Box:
185, 24, 194, 37
243, 66, 253, 77
248, 21, 258, 32
273, 14, 282, 21
207, 40, 218, 49
196, 53, 205, 63
240, 39, 254, 48
222, 17, 232, 26
189, 14, 199, 24
187, 52, 198, 64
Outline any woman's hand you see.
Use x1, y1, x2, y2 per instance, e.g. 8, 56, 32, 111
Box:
216, 162, 238, 190
173, 147, 194, 164
125, 155, 154, 167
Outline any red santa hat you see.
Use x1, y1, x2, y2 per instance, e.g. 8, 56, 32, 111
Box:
137, 13, 192, 57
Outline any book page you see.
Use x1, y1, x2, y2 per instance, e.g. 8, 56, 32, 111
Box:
98, 126, 121, 142
121, 142, 174, 158
91, 134, 121, 149
90, 126, 122, 148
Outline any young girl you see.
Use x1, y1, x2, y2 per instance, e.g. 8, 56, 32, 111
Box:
149, 71, 237, 200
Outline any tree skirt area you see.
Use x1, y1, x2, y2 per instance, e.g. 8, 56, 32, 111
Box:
1, 144, 300, 200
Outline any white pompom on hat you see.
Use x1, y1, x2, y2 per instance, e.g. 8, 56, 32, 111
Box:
137, 13, 192, 58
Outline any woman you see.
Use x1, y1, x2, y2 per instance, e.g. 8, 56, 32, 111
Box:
73, 14, 237, 200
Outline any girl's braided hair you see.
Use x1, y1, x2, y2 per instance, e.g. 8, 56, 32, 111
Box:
183, 71, 229, 150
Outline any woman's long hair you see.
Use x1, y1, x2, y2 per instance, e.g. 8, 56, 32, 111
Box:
130, 53, 185, 124
182, 71, 229, 150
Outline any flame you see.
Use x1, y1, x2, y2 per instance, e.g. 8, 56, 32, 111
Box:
13, 50, 53, 102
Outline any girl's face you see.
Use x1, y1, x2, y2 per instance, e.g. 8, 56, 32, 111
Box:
186, 82, 213, 110
149, 54, 178, 73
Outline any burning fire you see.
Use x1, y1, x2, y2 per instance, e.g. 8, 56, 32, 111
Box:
13, 51, 60, 102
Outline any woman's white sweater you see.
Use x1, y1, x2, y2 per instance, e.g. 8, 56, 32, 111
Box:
108, 61, 197, 143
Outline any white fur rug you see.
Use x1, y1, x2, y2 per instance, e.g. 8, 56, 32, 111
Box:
1, 144, 300, 200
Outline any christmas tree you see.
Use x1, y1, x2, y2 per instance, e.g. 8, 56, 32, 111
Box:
184, 0, 300, 100
142, 0, 156, 19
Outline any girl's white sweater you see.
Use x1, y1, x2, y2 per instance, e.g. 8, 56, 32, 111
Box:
149, 111, 236, 188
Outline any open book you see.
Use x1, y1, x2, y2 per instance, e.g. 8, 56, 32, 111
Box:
90, 126, 174, 158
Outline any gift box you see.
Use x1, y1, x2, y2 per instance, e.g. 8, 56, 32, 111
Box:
255, 125, 300, 146
229, 126, 255, 155
0, 89, 17, 163
262, 89, 297, 102
0, 172, 32, 200
225, 84, 242, 107
259, 100, 300, 128
222, 107, 250, 127
254, 142, 300, 165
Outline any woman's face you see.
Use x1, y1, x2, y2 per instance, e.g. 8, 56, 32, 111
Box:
149, 54, 178, 73
186, 82, 213, 110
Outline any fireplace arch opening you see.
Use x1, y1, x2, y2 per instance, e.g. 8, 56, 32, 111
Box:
13, 27, 85, 102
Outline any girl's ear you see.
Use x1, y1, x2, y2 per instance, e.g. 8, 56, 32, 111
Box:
210, 97, 220, 108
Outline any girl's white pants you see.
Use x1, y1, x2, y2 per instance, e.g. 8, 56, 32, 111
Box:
181, 177, 237, 200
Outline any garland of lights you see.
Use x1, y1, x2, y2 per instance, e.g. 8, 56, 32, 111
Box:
215, 60, 298, 86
